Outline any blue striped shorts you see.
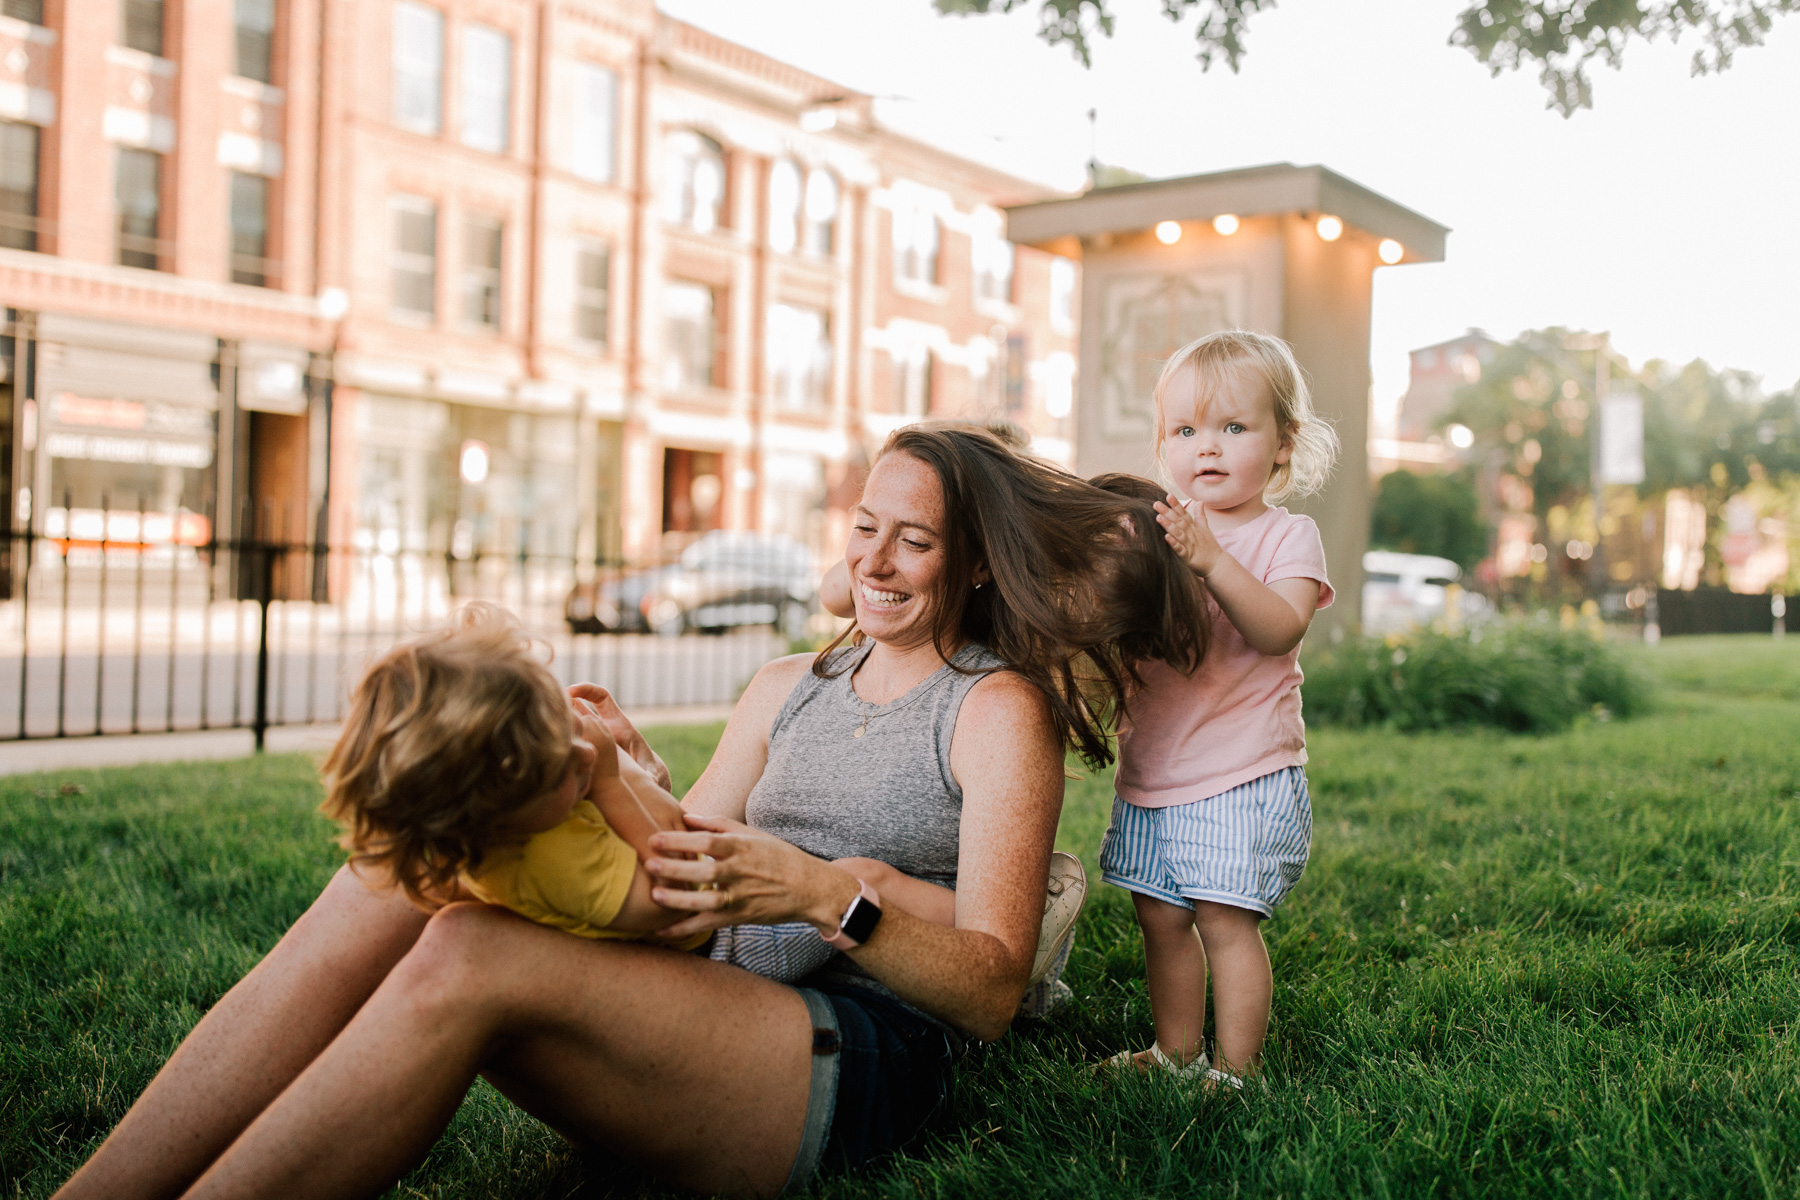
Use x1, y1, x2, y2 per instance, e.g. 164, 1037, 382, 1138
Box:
1098, 766, 1313, 917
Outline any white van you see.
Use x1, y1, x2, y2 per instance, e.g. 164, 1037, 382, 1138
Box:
1361, 550, 1473, 635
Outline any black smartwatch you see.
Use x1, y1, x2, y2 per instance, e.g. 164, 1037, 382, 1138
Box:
823, 879, 883, 950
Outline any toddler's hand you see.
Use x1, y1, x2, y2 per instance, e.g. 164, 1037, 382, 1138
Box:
1155, 495, 1223, 577
570, 699, 620, 786
568, 683, 672, 791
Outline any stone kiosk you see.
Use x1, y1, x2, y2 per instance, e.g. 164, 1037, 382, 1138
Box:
1007, 163, 1447, 639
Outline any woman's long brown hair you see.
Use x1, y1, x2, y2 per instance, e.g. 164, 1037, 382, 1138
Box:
818, 427, 1208, 768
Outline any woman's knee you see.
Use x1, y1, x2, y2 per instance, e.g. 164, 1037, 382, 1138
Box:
386, 903, 522, 1012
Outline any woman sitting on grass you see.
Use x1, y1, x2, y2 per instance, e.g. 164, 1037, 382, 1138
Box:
54, 425, 1206, 1200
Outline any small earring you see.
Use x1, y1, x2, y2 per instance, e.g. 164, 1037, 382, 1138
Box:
974, 581, 983, 590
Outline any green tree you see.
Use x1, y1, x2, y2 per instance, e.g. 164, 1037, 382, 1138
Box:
934, 0, 1799, 115
1369, 468, 1491, 570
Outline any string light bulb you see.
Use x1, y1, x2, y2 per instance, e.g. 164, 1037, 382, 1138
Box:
1315, 215, 1343, 242
1155, 220, 1182, 245
1378, 238, 1404, 264
1212, 213, 1239, 235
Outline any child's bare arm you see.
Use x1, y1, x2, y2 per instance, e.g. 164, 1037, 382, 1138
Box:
1155, 497, 1319, 655
570, 703, 693, 931
833, 856, 956, 927
819, 558, 855, 620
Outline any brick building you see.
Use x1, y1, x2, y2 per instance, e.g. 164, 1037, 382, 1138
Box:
0, 0, 1075, 581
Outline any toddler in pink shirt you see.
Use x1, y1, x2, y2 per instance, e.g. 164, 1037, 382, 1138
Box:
1099, 329, 1337, 1090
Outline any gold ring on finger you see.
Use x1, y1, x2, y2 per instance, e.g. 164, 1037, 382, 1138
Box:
718, 888, 736, 910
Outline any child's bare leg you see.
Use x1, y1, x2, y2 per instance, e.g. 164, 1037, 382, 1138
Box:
833, 857, 955, 926
1133, 892, 1207, 1065
1192, 900, 1271, 1076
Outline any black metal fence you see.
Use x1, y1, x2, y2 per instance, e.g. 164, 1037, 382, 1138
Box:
0, 520, 809, 747
1655, 587, 1788, 637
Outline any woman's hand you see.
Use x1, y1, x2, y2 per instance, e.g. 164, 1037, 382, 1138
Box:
1154, 494, 1224, 577
643, 814, 860, 942
567, 683, 672, 792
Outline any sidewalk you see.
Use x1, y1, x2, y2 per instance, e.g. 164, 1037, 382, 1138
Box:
0, 704, 735, 776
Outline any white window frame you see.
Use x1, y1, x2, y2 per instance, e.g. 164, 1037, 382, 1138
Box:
767, 302, 832, 414
661, 279, 717, 394
389, 193, 438, 319
391, 2, 443, 136
767, 159, 800, 254
570, 62, 617, 183
662, 130, 725, 234
459, 24, 511, 154
574, 241, 610, 347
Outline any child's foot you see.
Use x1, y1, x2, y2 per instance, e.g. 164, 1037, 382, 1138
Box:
1096, 1042, 1209, 1082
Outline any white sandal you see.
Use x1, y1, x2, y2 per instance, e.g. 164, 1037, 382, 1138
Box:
1099, 1041, 1210, 1082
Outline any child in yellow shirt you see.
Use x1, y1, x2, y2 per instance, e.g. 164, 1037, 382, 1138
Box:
321, 604, 703, 946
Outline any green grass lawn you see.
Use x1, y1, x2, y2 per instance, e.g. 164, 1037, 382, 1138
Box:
4, 636, 1799, 1198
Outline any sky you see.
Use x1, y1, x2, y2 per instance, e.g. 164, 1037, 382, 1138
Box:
658, 0, 1800, 431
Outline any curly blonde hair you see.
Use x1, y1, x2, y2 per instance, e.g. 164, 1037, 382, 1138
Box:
320, 604, 573, 907
1150, 329, 1338, 504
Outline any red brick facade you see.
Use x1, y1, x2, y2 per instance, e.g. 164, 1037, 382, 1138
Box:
0, 0, 1076, 571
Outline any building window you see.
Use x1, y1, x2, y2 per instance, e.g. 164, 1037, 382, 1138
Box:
662, 280, 717, 393
768, 303, 831, 413
460, 25, 510, 154
0, 120, 38, 252
392, 2, 443, 136
461, 216, 502, 328
802, 168, 837, 257
121, 0, 163, 56
235, 0, 275, 83
662, 130, 724, 234
1049, 256, 1076, 332
3, 1, 43, 24
390, 195, 437, 318
767, 159, 800, 254
571, 63, 617, 183
229, 171, 270, 286
893, 346, 933, 417
893, 202, 938, 286
115, 147, 161, 269
973, 233, 1015, 305
575, 243, 610, 346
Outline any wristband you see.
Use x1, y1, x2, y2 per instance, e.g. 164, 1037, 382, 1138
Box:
822, 879, 883, 951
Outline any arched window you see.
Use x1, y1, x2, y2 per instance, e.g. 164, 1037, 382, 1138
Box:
802, 168, 837, 256
663, 130, 725, 234
767, 159, 801, 253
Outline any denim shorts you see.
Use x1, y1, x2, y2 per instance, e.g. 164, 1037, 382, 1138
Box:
784, 981, 957, 1193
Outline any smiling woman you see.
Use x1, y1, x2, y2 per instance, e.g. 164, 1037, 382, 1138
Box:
825, 425, 1211, 767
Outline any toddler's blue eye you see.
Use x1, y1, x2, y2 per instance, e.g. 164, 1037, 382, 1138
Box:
1226, 422, 1245, 434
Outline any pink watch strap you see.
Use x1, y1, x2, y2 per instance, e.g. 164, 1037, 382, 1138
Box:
822, 879, 881, 951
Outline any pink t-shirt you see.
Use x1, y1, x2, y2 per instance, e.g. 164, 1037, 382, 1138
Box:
1115, 505, 1333, 808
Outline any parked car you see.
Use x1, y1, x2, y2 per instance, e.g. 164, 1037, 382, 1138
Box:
565, 531, 818, 638
1361, 550, 1489, 635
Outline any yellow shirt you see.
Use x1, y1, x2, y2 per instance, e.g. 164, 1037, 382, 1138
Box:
464, 799, 704, 948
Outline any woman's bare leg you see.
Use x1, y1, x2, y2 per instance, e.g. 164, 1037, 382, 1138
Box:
182, 903, 817, 1200
55, 866, 430, 1200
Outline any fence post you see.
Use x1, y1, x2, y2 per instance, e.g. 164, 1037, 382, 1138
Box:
252, 528, 275, 752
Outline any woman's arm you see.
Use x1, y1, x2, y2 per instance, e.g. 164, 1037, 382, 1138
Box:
645, 671, 1061, 1041
678, 653, 814, 821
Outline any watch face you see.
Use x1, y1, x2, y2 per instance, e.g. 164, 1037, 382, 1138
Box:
841, 895, 883, 945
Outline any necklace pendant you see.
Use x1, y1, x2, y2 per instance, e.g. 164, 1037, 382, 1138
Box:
853, 724, 865, 738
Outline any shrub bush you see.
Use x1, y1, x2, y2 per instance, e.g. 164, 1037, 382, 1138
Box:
1303, 621, 1649, 732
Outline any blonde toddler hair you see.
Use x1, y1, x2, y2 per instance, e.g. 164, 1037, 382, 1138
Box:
1150, 330, 1338, 504
320, 603, 574, 907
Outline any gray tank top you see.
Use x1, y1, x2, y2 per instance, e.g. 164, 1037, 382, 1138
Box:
745, 640, 1006, 889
